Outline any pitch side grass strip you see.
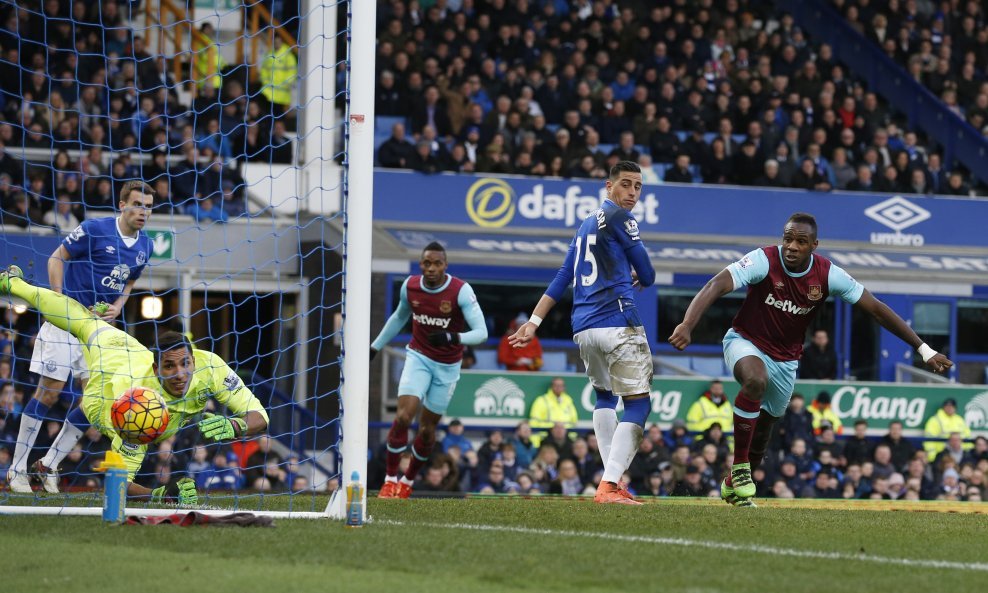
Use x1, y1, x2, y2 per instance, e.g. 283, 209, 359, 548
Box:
381, 519, 988, 573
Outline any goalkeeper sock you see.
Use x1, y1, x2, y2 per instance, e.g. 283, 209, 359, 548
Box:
403, 434, 435, 482
385, 421, 409, 477
11, 399, 49, 472
8, 277, 103, 344
41, 420, 85, 471
601, 422, 643, 484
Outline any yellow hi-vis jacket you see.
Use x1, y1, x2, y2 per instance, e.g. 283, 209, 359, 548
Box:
260, 43, 298, 106
528, 391, 578, 448
193, 34, 226, 89
923, 409, 972, 456
809, 403, 843, 435
686, 395, 733, 434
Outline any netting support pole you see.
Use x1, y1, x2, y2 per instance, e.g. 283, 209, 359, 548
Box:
327, 0, 375, 520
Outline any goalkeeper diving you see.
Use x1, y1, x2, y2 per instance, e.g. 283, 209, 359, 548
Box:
0, 266, 269, 504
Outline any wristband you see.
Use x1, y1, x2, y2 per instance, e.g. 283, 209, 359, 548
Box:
529, 314, 543, 328
917, 343, 937, 363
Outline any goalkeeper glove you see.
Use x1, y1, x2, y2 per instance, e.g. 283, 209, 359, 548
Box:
426, 331, 460, 347
151, 477, 198, 506
198, 413, 248, 442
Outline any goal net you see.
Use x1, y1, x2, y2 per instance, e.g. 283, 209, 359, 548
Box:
0, 0, 369, 519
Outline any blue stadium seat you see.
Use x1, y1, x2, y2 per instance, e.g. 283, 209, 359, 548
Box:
541, 351, 569, 372
473, 349, 501, 370
597, 143, 615, 155
690, 356, 727, 377
675, 131, 687, 142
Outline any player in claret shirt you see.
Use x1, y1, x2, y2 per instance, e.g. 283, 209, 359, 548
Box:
669, 212, 953, 507
371, 242, 488, 499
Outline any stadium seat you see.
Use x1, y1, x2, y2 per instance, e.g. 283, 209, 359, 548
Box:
472, 349, 501, 370
690, 356, 727, 377
541, 351, 568, 372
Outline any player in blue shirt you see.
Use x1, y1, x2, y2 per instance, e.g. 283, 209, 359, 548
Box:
8, 180, 155, 493
510, 161, 656, 505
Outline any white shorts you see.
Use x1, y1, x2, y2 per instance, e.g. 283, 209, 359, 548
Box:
29, 321, 90, 382
573, 326, 653, 396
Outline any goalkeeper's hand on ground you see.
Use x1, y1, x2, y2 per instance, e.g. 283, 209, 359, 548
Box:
151, 477, 198, 506
426, 331, 460, 347
198, 412, 248, 442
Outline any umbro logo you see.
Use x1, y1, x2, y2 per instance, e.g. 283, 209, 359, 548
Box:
106, 246, 116, 254
864, 196, 930, 232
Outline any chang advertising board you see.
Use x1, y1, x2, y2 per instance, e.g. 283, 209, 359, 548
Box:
447, 372, 988, 435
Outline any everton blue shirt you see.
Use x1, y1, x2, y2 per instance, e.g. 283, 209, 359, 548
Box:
546, 199, 655, 333
62, 217, 153, 307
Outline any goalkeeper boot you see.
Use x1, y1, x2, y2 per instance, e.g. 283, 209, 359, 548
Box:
730, 462, 757, 499
0, 265, 24, 295
6, 468, 33, 494
594, 481, 642, 505
378, 480, 399, 499
396, 481, 413, 499
32, 460, 59, 494
720, 478, 756, 508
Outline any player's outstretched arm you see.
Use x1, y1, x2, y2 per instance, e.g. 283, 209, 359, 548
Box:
854, 290, 954, 374
47, 244, 71, 294
509, 294, 557, 348
370, 278, 413, 359
668, 269, 735, 351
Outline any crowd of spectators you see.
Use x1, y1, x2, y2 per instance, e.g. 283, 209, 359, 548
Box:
369, 394, 988, 502
374, 0, 986, 197
0, 0, 299, 231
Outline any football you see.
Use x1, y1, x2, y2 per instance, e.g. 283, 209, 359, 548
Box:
110, 387, 169, 445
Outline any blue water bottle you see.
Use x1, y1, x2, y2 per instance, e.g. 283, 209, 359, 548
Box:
345, 470, 364, 528
97, 451, 127, 524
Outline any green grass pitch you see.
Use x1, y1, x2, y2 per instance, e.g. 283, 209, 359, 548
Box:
2, 496, 986, 593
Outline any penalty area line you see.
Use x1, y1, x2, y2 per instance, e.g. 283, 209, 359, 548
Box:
381, 519, 988, 573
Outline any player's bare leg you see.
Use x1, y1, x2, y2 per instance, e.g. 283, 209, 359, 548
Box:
379, 395, 419, 498
397, 407, 441, 499
724, 356, 768, 502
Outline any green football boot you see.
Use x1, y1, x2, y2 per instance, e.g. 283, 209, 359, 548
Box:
720, 478, 757, 508
730, 462, 757, 499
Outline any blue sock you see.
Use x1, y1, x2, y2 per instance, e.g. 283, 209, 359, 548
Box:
67, 407, 91, 431
594, 388, 617, 410
24, 398, 50, 420
621, 397, 651, 428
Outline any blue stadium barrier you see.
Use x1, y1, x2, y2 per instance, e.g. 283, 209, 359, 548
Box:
540, 351, 570, 373
690, 356, 729, 378
472, 349, 501, 370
